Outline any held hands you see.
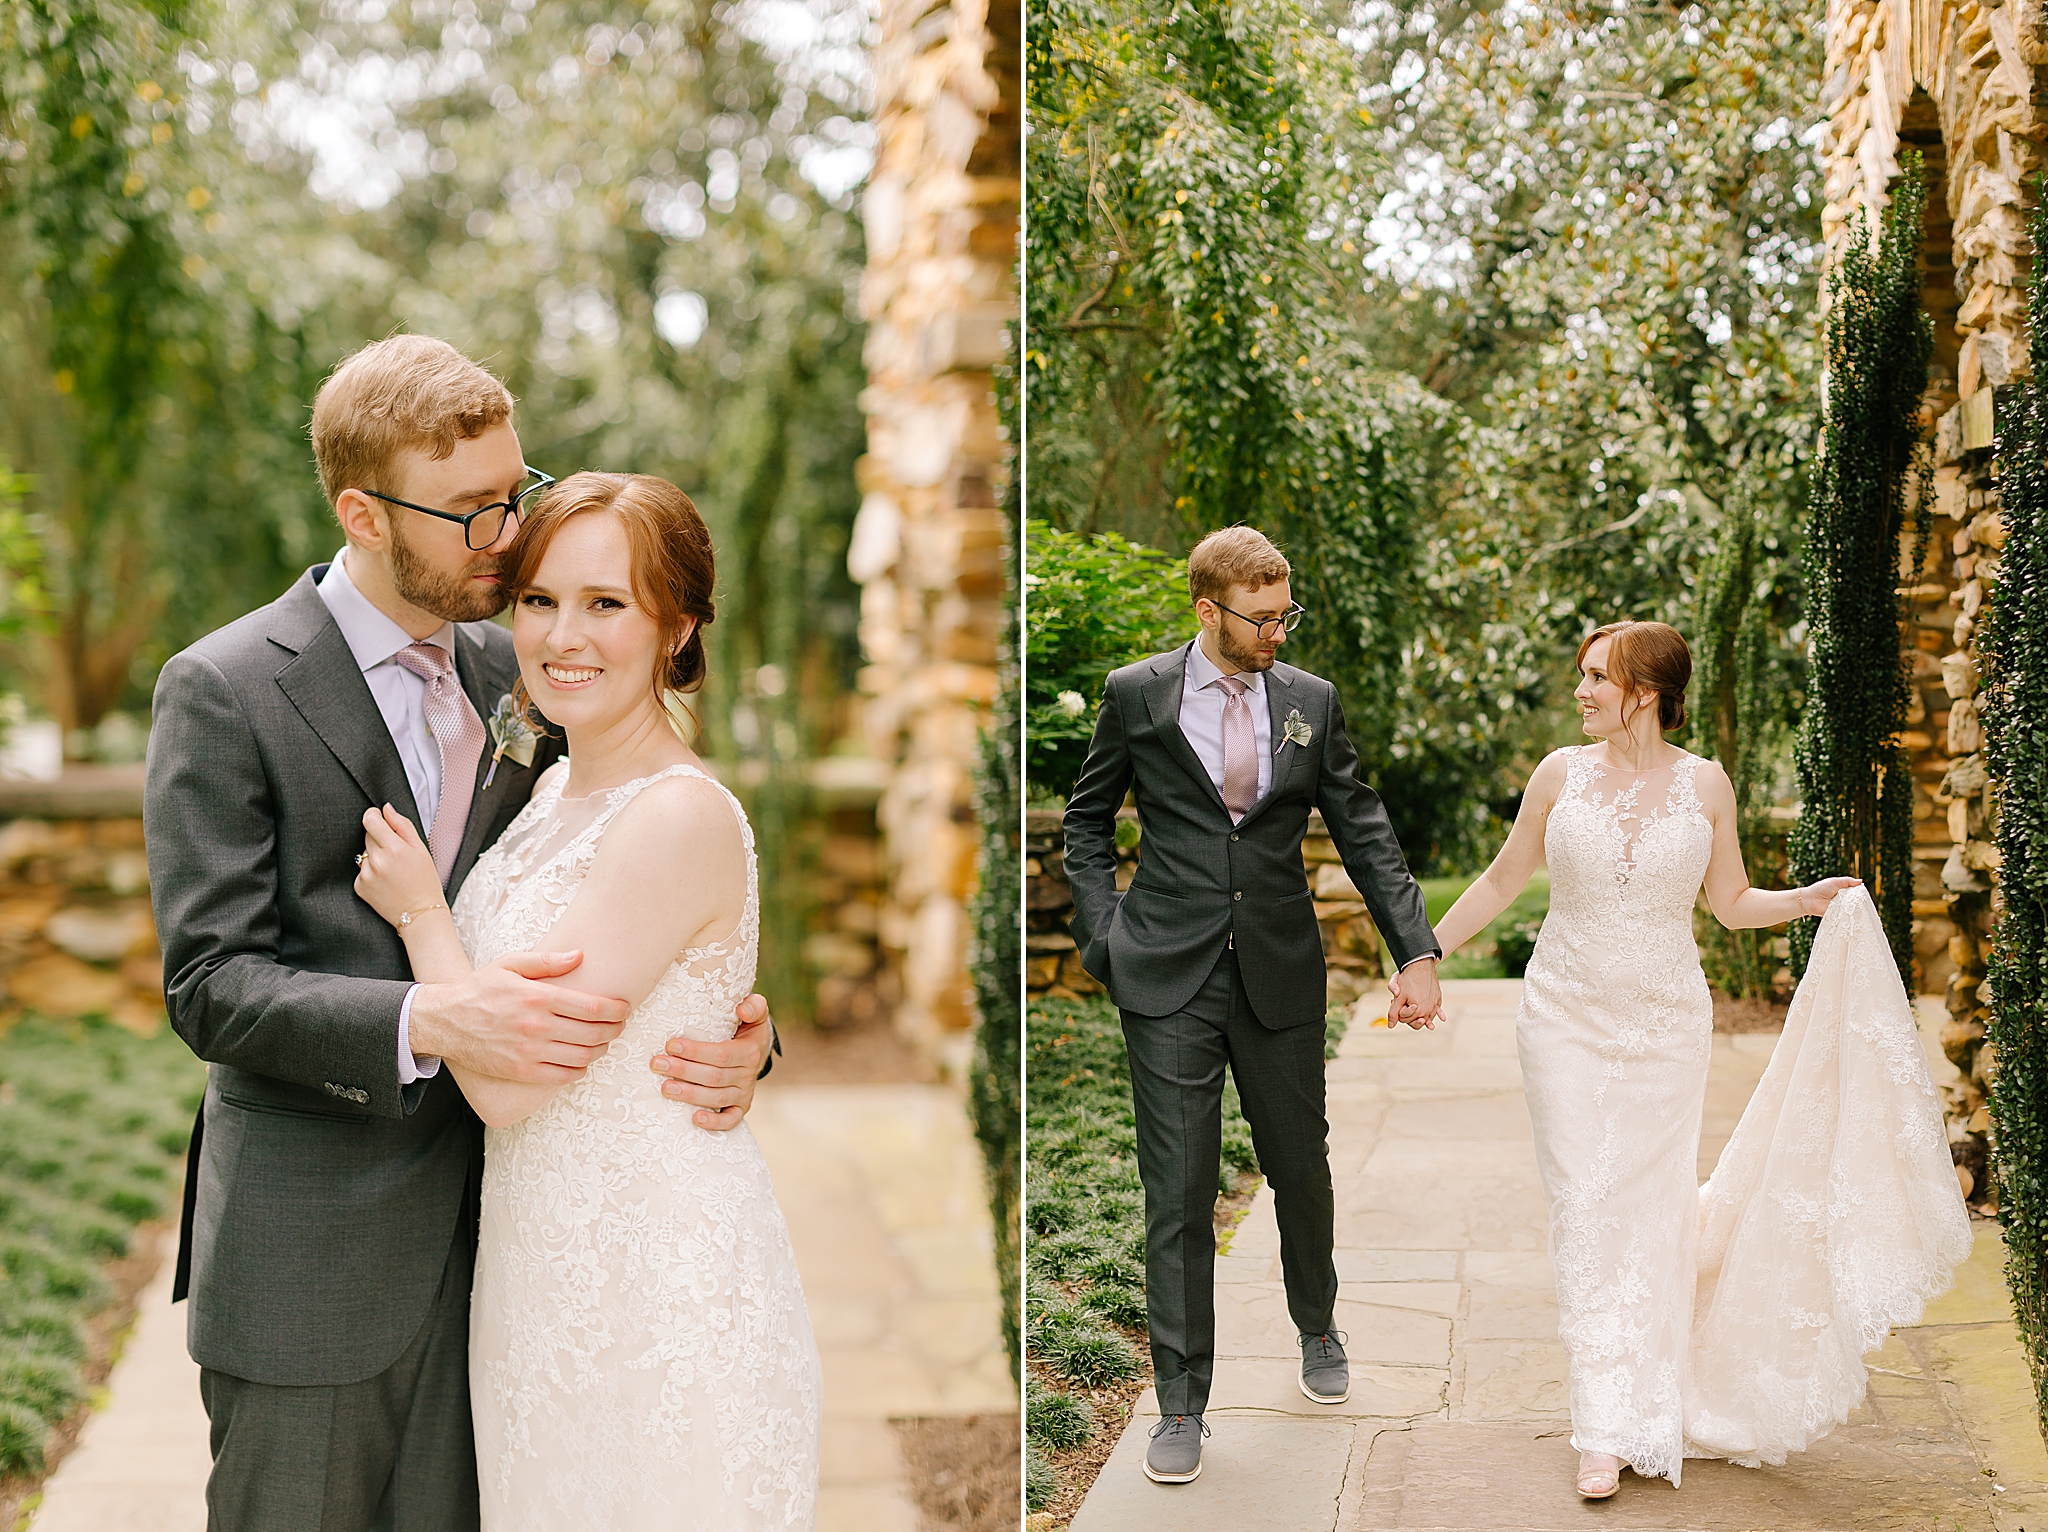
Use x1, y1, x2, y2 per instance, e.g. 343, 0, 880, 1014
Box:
1386, 957, 1444, 1031
356, 804, 444, 927
650, 995, 774, 1131
1797, 876, 1863, 919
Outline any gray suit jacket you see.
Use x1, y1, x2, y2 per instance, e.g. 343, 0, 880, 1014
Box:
1064, 643, 1438, 1029
145, 567, 564, 1387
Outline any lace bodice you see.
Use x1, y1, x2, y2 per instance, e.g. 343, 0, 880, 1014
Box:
1529, 748, 1714, 1087
1544, 746, 1712, 922
453, 761, 819, 1531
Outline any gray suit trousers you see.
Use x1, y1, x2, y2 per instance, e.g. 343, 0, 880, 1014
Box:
199, 1218, 478, 1532
1122, 947, 1338, 1418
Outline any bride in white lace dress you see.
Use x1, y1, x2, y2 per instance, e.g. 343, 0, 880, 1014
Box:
1425, 620, 1968, 1500
354, 471, 821, 1530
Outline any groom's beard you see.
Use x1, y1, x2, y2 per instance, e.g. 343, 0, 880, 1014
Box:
1217, 624, 1276, 673
388, 521, 511, 623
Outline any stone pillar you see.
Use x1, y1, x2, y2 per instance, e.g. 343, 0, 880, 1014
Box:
850, 0, 1018, 1069
1820, 0, 2043, 1210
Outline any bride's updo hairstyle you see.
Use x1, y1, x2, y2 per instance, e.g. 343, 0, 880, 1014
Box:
1577, 620, 1691, 733
502, 470, 717, 711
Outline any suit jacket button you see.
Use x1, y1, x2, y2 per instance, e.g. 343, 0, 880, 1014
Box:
1233, 891, 1242, 901
1230, 833, 1240, 842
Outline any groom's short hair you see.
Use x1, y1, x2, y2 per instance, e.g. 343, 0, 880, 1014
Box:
1188, 525, 1291, 605
310, 335, 515, 508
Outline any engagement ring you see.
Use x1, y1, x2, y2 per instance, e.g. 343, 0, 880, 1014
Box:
355, 853, 365, 866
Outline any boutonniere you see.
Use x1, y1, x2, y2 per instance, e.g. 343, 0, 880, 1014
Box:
1281, 708, 1313, 750
481, 692, 539, 789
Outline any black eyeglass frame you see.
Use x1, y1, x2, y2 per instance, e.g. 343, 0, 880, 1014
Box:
361, 467, 557, 551
1211, 599, 1307, 641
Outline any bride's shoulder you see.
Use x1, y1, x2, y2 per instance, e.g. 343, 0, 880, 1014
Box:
1683, 751, 1735, 801
603, 768, 747, 860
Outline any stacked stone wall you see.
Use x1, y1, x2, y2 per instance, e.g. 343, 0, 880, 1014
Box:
851, 0, 1018, 1068
1823, 0, 2044, 1209
0, 773, 164, 1036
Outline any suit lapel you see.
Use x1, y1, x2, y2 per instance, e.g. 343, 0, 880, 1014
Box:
1236, 664, 1304, 832
449, 625, 525, 889
270, 573, 426, 832
1142, 644, 1232, 819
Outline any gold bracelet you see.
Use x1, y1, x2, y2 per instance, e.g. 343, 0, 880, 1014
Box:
397, 902, 446, 929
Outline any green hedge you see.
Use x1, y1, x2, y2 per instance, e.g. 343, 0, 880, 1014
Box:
1023, 522, 1189, 802
0, 1018, 204, 1477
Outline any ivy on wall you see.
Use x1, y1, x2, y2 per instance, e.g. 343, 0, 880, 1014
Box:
1981, 181, 2048, 1447
1789, 154, 1934, 980
969, 353, 1022, 1386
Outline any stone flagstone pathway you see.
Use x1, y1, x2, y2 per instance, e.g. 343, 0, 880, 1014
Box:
28, 1080, 1014, 1532
1070, 978, 2048, 1532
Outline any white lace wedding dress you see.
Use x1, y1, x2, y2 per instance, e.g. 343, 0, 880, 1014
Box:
452, 764, 821, 1530
1519, 747, 1969, 1486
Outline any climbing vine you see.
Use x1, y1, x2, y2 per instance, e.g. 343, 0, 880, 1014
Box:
1789, 155, 1934, 981
1981, 179, 2048, 1446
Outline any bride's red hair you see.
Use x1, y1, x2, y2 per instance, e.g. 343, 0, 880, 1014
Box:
1577, 620, 1691, 732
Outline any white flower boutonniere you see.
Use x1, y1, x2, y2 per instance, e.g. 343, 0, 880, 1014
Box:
1282, 708, 1314, 750
482, 692, 539, 789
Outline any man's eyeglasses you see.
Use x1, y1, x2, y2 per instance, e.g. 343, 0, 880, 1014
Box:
363, 467, 556, 551
1213, 600, 1306, 641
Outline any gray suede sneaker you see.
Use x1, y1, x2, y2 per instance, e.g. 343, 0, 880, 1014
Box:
1299, 1329, 1350, 1403
1144, 1413, 1209, 1483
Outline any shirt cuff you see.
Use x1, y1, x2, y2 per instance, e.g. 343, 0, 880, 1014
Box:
397, 983, 442, 1084
1398, 952, 1440, 971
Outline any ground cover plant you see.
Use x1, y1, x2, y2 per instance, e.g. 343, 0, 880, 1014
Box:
0, 1016, 204, 1480
1024, 992, 1352, 1512
1024, 993, 1256, 1511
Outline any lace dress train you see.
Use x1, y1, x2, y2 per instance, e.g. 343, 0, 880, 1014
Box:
1519, 748, 1968, 1486
452, 765, 822, 1530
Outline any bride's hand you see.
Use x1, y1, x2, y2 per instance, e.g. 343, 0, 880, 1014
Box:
1796, 876, 1862, 918
355, 804, 442, 927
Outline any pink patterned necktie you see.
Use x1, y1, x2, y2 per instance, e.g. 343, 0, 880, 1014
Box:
1211, 673, 1258, 823
392, 641, 486, 884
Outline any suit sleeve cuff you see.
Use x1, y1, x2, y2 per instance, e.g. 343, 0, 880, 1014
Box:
397, 983, 442, 1083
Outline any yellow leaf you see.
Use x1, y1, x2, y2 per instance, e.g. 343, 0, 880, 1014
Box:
186, 186, 210, 210
70, 114, 93, 138
122, 172, 145, 195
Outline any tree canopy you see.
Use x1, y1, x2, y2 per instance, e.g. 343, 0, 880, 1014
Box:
1025, 0, 1825, 871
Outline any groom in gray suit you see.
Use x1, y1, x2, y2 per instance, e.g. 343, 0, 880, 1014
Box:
1064, 525, 1442, 1485
144, 335, 775, 1530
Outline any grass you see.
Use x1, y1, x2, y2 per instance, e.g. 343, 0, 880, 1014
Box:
1023, 993, 1351, 1515
1417, 871, 1551, 979
0, 1016, 204, 1479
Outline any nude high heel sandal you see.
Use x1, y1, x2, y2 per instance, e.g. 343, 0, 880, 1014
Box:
1576, 1451, 1622, 1499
